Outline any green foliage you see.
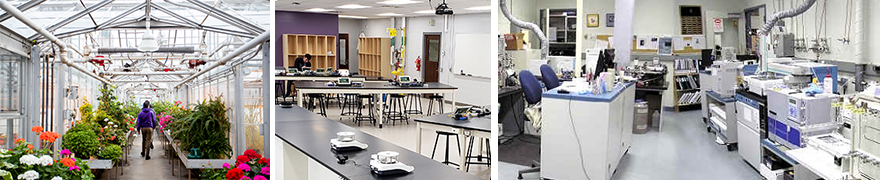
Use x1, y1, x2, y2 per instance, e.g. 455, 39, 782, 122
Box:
122, 100, 141, 120
62, 123, 100, 159
97, 144, 123, 163
96, 85, 127, 129
170, 96, 232, 159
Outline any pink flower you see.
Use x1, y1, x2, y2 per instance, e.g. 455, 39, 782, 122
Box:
69, 165, 80, 171
60, 149, 71, 156
260, 167, 269, 175
237, 163, 251, 172
253, 175, 267, 180
222, 162, 231, 169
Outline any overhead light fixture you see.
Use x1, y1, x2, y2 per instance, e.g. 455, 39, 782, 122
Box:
137, 21, 159, 52
465, 6, 491, 11
377, 13, 404, 16
336, 4, 371, 9
305, 8, 334, 12
377, 0, 421, 5
414, 10, 434, 14
339, 15, 368, 19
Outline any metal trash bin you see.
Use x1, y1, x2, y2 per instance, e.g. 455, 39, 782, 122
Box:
633, 100, 649, 134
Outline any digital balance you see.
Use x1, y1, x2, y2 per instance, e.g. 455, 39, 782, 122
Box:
370, 151, 414, 176
330, 132, 368, 151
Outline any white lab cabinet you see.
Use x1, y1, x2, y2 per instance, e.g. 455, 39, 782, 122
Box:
541, 83, 635, 180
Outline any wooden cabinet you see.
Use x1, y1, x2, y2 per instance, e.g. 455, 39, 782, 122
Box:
282, 34, 337, 70
357, 37, 392, 78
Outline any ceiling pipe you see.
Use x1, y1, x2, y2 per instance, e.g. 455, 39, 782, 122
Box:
100, 71, 195, 76
94, 47, 198, 54
760, 0, 817, 35
499, 0, 548, 59
0, 0, 111, 84
175, 31, 268, 88
114, 79, 183, 83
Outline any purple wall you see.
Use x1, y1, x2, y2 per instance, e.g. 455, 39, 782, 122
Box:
275, 11, 338, 66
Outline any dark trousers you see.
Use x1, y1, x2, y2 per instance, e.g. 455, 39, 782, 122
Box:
142, 127, 153, 157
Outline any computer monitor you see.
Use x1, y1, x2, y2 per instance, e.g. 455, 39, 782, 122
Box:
288, 67, 299, 73
302, 66, 312, 71
316, 68, 325, 73
397, 76, 412, 83
326, 67, 334, 72
337, 77, 351, 86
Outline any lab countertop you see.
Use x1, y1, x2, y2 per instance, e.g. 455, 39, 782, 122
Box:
541, 82, 634, 102
275, 106, 481, 180
414, 113, 491, 132
293, 81, 458, 90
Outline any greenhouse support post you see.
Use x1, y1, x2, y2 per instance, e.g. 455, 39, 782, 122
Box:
53, 63, 65, 150
261, 41, 270, 158
22, 46, 39, 149
234, 65, 244, 155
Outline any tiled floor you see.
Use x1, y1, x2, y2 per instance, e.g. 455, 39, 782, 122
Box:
499, 110, 762, 180
312, 96, 492, 179
99, 132, 193, 179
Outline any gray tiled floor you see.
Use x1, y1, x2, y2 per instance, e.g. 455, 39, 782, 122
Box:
499, 110, 762, 180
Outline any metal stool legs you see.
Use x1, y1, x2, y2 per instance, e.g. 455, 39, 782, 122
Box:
431, 132, 461, 168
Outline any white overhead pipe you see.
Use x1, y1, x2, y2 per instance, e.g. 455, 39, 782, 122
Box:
760, 0, 817, 35
854, 0, 866, 64
499, 0, 548, 59
174, 31, 269, 88
0, 0, 111, 84
100, 71, 196, 76
115, 79, 183, 83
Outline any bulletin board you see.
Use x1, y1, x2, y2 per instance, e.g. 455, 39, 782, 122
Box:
596, 34, 703, 54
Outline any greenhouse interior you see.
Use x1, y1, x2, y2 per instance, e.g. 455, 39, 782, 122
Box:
0, 0, 270, 179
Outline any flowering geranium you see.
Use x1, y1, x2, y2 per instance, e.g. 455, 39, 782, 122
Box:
17, 170, 38, 180
40, 131, 61, 143
0, 126, 95, 180
60, 158, 75, 167
30, 126, 43, 133
59, 149, 71, 156
201, 149, 269, 179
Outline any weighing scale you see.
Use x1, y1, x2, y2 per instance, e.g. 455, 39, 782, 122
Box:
370, 151, 414, 176
329, 132, 368, 151
336, 77, 352, 86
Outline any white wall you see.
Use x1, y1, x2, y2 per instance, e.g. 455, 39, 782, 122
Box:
441, 13, 493, 106
338, 18, 362, 72
363, 19, 394, 37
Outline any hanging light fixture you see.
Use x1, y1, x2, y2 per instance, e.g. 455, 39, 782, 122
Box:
138, 20, 159, 52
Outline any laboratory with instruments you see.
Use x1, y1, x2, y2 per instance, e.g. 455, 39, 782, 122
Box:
497, 0, 880, 179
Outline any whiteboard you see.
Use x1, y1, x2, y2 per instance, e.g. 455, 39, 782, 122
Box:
453, 34, 492, 78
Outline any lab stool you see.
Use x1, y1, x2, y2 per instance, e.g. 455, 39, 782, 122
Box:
306, 94, 327, 117
426, 95, 445, 115
464, 136, 491, 172
275, 81, 284, 104
404, 94, 424, 115
383, 94, 408, 125
354, 95, 376, 126
431, 131, 461, 168
339, 94, 360, 117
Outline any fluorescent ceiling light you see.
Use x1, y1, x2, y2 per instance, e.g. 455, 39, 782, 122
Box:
414, 10, 434, 14
377, 13, 403, 16
305, 8, 334, 12
377, 0, 421, 5
339, 15, 368, 19
336, 4, 371, 9
465, 6, 491, 11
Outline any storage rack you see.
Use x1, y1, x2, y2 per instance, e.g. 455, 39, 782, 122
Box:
357, 37, 392, 78
282, 34, 337, 70
673, 59, 701, 111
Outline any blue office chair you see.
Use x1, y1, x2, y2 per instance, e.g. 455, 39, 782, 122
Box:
517, 70, 542, 179
539, 64, 560, 90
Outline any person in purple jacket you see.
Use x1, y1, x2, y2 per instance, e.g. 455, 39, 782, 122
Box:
136, 100, 156, 160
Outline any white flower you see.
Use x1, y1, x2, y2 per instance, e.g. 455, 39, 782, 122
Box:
108, 122, 114, 125
104, 118, 109, 122
1, 162, 13, 168
0, 169, 8, 176
18, 155, 38, 166
114, 125, 118, 128
38, 155, 53, 166
17, 170, 38, 180
51, 176, 62, 180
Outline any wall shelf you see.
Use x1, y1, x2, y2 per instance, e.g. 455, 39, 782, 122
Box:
357, 37, 392, 78
282, 34, 337, 70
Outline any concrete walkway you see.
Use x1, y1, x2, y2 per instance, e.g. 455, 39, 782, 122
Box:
98, 131, 193, 179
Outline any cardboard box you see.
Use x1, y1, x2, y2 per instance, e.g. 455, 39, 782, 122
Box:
504, 33, 524, 50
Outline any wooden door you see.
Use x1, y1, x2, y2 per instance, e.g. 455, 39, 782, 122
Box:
424, 35, 441, 82
338, 34, 349, 69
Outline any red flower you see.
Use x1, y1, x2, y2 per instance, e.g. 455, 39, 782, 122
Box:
235, 155, 250, 166
225, 168, 244, 180
244, 149, 258, 159
31, 126, 43, 133
258, 158, 270, 166
14, 138, 24, 144
110, 136, 116, 141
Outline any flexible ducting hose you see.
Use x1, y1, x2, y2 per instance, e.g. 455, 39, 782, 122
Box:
499, 0, 548, 59
760, 0, 817, 35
